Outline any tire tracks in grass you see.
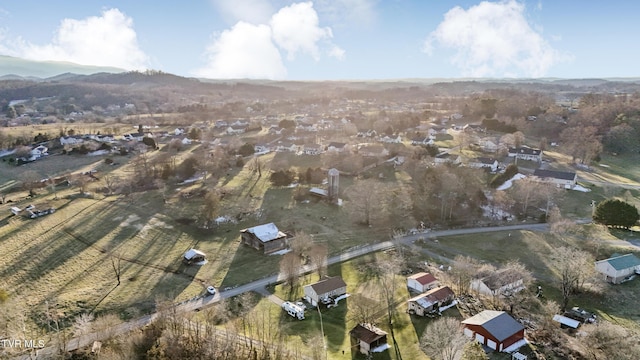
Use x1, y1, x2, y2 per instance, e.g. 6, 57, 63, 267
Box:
61, 228, 207, 283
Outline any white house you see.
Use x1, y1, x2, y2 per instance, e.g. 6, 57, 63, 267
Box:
30, 145, 48, 158
595, 253, 640, 284
407, 286, 455, 316
407, 272, 439, 293
411, 137, 434, 146
434, 153, 461, 165
226, 125, 247, 135
303, 144, 323, 155
60, 136, 84, 146
326, 142, 347, 153
468, 157, 499, 172
303, 276, 347, 307
508, 147, 543, 162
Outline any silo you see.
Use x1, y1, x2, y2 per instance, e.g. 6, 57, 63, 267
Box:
328, 168, 339, 200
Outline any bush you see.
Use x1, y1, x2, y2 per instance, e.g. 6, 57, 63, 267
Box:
270, 169, 295, 186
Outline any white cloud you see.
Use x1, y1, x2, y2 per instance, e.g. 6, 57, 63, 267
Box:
211, 0, 274, 24
2, 9, 148, 70
270, 2, 332, 60
316, 0, 377, 27
328, 45, 346, 60
195, 1, 343, 79
192, 21, 286, 80
423, 0, 571, 77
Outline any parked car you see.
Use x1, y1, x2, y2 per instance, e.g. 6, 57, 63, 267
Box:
207, 286, 216, 295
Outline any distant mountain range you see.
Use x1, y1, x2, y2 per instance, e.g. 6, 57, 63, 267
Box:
0, 55, 125, 79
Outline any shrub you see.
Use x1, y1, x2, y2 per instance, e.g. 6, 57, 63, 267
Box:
489, 164, 518, 188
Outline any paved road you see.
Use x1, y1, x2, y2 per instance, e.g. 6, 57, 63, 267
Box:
16, 222, 551, 359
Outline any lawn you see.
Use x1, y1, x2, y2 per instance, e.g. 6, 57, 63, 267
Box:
266, 254, 430, 360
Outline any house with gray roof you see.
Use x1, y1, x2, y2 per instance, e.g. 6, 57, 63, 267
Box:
595, 253, 640, 284
508, 146, 543, 162
303, 276, 347, 307
462, 310, 525, 352
532, 169, 577, 188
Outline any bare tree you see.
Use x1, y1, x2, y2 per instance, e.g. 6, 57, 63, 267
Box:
307, 244, 328, 280
290, 231, 314, 258
202, 191, 221, 228
583, 320, 640, 360
513, 177, 541, 215
19, 170, 41, 196
460, 340, 489, 360
111, 253, 123, 286
448, 255, 480, 295
550, 246, 594, 311
103, 173, 120, 195
249, 156, 264, 178
420, 316, 467, 360
279, 252, 302, 295
345, 179, 391, 226
376, 254, 403, 359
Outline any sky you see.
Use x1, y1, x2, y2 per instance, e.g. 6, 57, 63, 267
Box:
0, 0, 639, 80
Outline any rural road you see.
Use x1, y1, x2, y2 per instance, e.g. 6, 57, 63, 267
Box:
14, 222, 554, 359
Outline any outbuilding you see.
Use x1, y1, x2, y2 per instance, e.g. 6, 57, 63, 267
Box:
407, 272, 439, 293
183, 249, 207, 265
594, 253, 640, 284
461, 310, 525, 352
240, 223, 289, 254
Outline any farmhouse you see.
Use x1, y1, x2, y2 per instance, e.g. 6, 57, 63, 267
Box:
240, 223, 289, 254
594, 253, 640, 284
407, 272, 439, 293
470, 268, 525, 297
532, 169, 577, 188
508, 147, 543, 162
407, 286, 455, 316
303, 276, 347, 307
183, 249, 207, 265
349, 323, 389, 355
462, 310, 525, 352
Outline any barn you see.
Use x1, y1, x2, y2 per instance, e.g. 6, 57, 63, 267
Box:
406, 272, 439, 293
240, 223, 289, 254
461, 310, 525, 352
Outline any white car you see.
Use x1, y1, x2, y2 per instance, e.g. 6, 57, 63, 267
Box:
206, 286, 216, 295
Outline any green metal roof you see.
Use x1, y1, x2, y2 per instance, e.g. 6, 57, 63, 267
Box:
607, 254, 640, 271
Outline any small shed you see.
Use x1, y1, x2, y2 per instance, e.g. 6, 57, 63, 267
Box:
183, 249, 207, 265
350, 323, 389, 355
407, 272, 439, 293
303, 276, 347, 307
552, 314, 580, 329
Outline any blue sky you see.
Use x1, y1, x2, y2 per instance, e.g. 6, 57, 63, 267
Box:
0, 0, 638, 80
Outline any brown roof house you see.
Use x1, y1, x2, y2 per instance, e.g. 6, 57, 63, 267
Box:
407, 286, 456, 316
350, 323, 389, 356
303, 276, 347, 307
407, 272, 439, 293
240, 223, 289, 254
462, 310, 526, 352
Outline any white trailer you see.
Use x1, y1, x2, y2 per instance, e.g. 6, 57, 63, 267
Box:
282, 301, 305, 320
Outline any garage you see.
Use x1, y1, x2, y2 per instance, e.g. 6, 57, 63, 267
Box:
487, 339, 497, 350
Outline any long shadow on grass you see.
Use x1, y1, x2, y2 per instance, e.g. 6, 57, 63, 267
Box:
219, 245, 280, 288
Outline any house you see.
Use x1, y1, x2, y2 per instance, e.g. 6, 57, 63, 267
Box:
429, 125, 448, 135
508, 147, 543, 162
356, 129, 377, 138
463, 124, 486, 133
407, 286, 455, 316
214, 120, 228, 129
350, 323, 389, 355
303, 276, 347, 307
378, 135, 401, 144
462, 310, 525, 352
532, 169, 577, 188
60, 136, 84, 146
468, 157, 499, 172
470, 268, 525, 297
254, 143, 270, 153
268, 126, 285, 135
411, 137, 434, 146
303, 143, 323, 155
478, 139, 499, 153
407, 272, 439, 293
594, 253, 640, 284
181, 137, 192, 145
434, 153, 461, 165
174, 128, 186, 135
326, 142, 347, 153
183, 249, 207, 265
240, 223, 289, 254
276, 142, 296, 152
226, 125, 247, 135
358, 145, 389, 158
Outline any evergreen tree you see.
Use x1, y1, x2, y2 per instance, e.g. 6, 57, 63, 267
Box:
593, 199, 639, 229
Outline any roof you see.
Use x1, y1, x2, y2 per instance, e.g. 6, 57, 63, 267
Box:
461, 310, 524, 342
183, 248, 206, 260
241, 223, 286, 243
553, 314, 580, 329
409, 286, 455, 308
309, 187, 328, 197
308, 276, 347, 295
327, 142, 346, 148
597, 253, 640, 271
350, 323, 387, 344
474, 157, 497, 164
407, 272, 437, 286
476, 268, 522, 291
533, 169, 576, 181
509, 147, 541, 155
